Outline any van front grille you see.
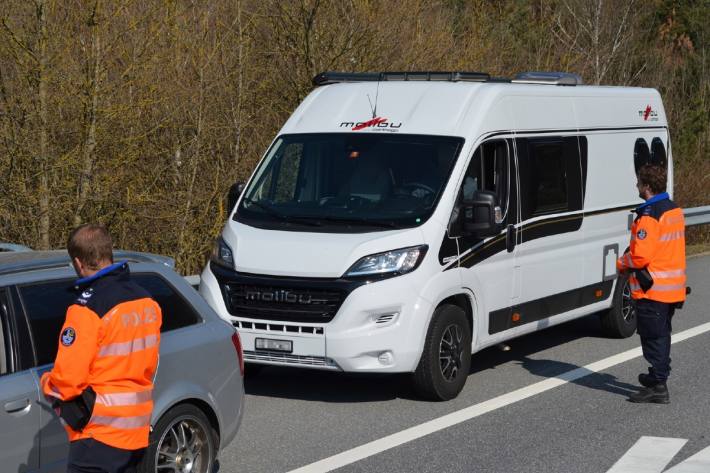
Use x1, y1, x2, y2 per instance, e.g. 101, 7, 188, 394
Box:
225, 283, 345, 323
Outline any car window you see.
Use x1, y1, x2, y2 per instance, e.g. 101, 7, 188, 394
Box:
133, 274, 201, 332
19, 280, 76, 367
1, 290, 9, 375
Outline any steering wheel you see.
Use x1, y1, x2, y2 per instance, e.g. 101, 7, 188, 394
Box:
398, 182, 435, 198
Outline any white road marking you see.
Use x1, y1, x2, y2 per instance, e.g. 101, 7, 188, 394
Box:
287, 321, 710, 473
606, 436, 687, 473
665, 444, 710, 473
607, 437, 710, 473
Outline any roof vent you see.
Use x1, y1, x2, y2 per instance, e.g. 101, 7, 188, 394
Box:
313, 71, 490, 86
512, 71, 583, 86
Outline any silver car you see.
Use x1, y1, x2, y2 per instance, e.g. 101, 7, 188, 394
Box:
0, 250, 244, 473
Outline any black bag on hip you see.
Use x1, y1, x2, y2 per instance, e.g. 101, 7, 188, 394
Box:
53, 386, 96, 431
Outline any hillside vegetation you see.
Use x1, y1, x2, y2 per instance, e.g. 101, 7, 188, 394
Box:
1, 0, 708, 273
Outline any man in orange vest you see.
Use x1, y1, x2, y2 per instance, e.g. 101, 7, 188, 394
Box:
617, 164, 686, 404
41, 224, 162, 472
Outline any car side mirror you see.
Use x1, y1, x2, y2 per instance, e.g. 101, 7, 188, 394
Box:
227, 182, 245, 213
462, 190, 501, 237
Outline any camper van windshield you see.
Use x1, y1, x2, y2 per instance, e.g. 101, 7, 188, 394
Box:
235, 133, 464, 232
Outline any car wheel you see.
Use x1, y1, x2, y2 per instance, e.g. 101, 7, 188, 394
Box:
600, 273, 637, 338
244, 363, 264, 378
140, 404, 217, 473
413, 304, 472, 401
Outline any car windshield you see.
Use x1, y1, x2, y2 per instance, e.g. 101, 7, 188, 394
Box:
235, 133, 464, 232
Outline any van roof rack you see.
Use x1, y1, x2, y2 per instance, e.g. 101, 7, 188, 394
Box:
512, 71, 583, 86
312, 71, 491, 86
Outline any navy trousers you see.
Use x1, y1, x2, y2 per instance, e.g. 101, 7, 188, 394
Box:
67, 438, 145, 473
635, 298, 675, 384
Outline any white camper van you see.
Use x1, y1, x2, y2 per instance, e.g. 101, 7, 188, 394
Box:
199, 71, 671, 400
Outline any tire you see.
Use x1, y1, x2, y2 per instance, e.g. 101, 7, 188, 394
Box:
140, 404, 217, 473
244, 363, 264, 378
413, 304, 472, 401
600, 273, 637, 338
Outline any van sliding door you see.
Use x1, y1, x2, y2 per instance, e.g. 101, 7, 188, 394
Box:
503, 135, 587, 330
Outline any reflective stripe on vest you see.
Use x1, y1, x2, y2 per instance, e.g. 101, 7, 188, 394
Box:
98, 334, 158, 358
649, 269, 686, 279
623, 253, 635, 269
95, 390, 153, 407
659, 230, 685, 242
650, 283, 686, 292
90, 414, 151, 429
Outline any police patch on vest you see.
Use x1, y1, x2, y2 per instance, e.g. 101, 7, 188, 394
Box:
637, 229, 647, 240
61, 327, 76, 346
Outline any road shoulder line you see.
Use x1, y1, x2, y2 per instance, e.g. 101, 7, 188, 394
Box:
287, 321, 710, 473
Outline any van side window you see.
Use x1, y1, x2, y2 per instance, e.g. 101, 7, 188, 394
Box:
517, 136, 585, 219
0, 290, 9, 375
634, 138, 650, 174
651, 137, 667, 169
460, 139, 510, 220
133, 274, 201, 332
19, 280, 76, 366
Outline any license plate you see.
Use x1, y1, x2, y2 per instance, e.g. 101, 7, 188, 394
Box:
255, 338, 293, 353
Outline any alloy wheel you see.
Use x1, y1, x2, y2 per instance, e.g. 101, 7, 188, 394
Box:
621, 279, 635, 323
155, 415, 212, 473
439, 323, 464, 382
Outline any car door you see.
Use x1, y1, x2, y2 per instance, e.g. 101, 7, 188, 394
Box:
16, 279, 78, 472
0, 288, 41, 472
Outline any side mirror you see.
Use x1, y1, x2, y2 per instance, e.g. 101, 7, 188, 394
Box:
227, 182, 245, 213
462, 190, 501, 237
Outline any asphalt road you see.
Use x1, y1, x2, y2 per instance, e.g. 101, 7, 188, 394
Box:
218, 254, 710, 473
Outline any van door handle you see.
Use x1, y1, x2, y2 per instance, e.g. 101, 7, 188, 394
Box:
4, 398, 31, 414
506, 225, 517, 252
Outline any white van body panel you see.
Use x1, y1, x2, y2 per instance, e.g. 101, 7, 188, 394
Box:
201, 77, 670, 375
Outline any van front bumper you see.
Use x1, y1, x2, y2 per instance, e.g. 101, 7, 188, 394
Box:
200, 263, 433, 373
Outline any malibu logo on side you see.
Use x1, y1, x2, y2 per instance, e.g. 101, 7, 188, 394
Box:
638, 105, 659, 121
340, 117, 402, 131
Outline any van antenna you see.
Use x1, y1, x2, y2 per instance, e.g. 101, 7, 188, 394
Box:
366, 73, 382, 119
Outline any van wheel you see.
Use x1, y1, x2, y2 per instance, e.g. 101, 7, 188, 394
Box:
600, 274, 636, 338
413, 304, 472, 401
140, 404, 217, 473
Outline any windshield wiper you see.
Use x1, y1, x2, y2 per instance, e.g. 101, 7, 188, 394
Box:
240, 198, 322, 227
315, 216, 399, 228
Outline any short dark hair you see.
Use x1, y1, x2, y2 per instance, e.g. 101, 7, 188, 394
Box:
67, 224, 114, 270
638, 164, 667, 194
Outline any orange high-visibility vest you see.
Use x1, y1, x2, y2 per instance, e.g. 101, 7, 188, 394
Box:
41, 262, 161, 450
617, 194, 686, 303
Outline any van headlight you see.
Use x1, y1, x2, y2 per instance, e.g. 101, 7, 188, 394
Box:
211, 237, 235, 268
345, 245, 428, 278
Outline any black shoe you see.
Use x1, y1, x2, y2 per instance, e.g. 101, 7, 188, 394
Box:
638, 373, 658, 388
628, 383, 670, 404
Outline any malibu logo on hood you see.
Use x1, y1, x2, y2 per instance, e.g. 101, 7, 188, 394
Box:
340, 117, 402, 132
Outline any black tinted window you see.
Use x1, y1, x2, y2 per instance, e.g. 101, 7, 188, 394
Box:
20, 280, 76, 366
517, 136, 584, 219
461, 139, 511, 221
0, 290, 9, 375
651, 137, 667, 169
133, 274, 200, 332
634, 138, 650, 174
528, 141, 568, 215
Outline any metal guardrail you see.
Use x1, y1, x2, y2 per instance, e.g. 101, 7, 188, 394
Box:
183, 206, 710, 287
684, 205, 710, 227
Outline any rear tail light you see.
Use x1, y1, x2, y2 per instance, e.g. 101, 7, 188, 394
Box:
231, 331, 245, 377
